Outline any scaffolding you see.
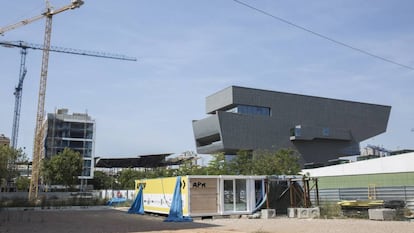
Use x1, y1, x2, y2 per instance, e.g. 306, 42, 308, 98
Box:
289, 176, 319, 208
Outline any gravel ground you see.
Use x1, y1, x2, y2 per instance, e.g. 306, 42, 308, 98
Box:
0, 207, 413, 233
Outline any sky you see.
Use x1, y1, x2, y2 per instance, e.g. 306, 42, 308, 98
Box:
0, 0, 413, 161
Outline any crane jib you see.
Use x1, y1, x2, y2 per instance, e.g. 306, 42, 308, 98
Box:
0, 41, 137, 61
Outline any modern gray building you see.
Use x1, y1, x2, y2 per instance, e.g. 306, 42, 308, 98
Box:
192, 86, 391, 165
44, 108, 95, 179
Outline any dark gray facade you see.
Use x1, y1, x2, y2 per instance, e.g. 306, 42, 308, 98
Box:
192, 86, 391, 164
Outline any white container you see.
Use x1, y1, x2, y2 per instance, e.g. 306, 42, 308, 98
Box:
261, 209, 276, 219
368, 208, 396, 221
287, 208, 297, 218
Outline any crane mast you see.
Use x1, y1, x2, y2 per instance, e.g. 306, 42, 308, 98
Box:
30, 12, 53, 201
11, 47, 27, 149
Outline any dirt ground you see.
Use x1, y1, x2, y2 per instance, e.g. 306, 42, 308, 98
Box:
0, 207, 413, 233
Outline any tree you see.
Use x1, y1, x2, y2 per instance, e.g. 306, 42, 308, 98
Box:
175, 159, 207, 176
42, 148, 83, 189
15, 176, 30, 191
228, 150, 254, 175
151, 167, 174, 178
252, 149, 300, 175
0, 145, 27, 189
206, 153, 229, 175
117, 168, 144, 189
202, 149, 300, 176
272, 149, 301, 175
0, 145, 10, 183
89, 171, 113, 190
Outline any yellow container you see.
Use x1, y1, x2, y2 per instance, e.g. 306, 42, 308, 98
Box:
135, 175, 267, 217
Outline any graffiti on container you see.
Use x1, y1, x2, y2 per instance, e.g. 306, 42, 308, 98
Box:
192, 181, 206, 188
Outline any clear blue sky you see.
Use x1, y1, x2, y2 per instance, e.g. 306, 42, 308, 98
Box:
1, 0, 413, 160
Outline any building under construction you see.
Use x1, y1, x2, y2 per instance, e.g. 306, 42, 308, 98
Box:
0, 134, 10, 146
44, 108, 95, 179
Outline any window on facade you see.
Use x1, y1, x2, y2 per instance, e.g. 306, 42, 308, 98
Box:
290, 127, 301, 137
82, 169, 91, 177
82, 160, 92, 176
227, 105, 270, 116
322, 127, 330, 136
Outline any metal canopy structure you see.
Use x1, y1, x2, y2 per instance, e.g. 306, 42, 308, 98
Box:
95, 153, 193, 168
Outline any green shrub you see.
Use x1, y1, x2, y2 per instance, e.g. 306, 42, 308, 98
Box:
319, 202, 343, 219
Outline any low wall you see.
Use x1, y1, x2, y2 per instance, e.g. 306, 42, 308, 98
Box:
0, 191, 99, 200
98, 189, 136, 200
0, 190, 136, 201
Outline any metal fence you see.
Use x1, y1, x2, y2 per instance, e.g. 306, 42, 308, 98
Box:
311, 186, 414, 204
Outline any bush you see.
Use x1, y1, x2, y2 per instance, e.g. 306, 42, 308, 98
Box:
0, 197, 35, 208
319, 202, 343, 219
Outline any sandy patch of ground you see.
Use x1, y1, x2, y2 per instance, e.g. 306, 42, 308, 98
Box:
0, 207, 413, 233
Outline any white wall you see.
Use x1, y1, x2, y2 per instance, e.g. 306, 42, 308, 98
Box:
99, 189, 135, 200
302, 152, 414, 177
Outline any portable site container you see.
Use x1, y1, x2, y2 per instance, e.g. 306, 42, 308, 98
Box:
134, 175, 267, 217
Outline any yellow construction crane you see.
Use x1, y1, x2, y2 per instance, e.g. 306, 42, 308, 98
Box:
1, 0, 84, 201
0, 1, 84, 35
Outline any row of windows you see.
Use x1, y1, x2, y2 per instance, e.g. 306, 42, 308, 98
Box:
227, 105, 271, 116
47, 130, 94, 139
45, 147, 93, 158
290, 127, 330, 137
46, 140, 93, 148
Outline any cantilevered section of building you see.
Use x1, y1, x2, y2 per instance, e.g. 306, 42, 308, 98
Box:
192, 86, 391, 164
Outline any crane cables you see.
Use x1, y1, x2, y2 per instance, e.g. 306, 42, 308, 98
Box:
232, 0, 414, 71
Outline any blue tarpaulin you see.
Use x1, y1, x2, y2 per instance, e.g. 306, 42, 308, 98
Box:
106, 197, 127, 206
128, 184, 144, 214
164, 176, 193, 222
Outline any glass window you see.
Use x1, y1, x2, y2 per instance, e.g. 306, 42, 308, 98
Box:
224, 180, 234, 211
82, 168, 91, 176
295, 128, 301, 137
227, 107, 238, 113
83, 160, 92, 167
226, 105, 270, 116
322, 128, 330, 136
223, 179, 247, 212
290, 127, 301, 137
82, 160, 92, 176
235, 179, 247, 211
